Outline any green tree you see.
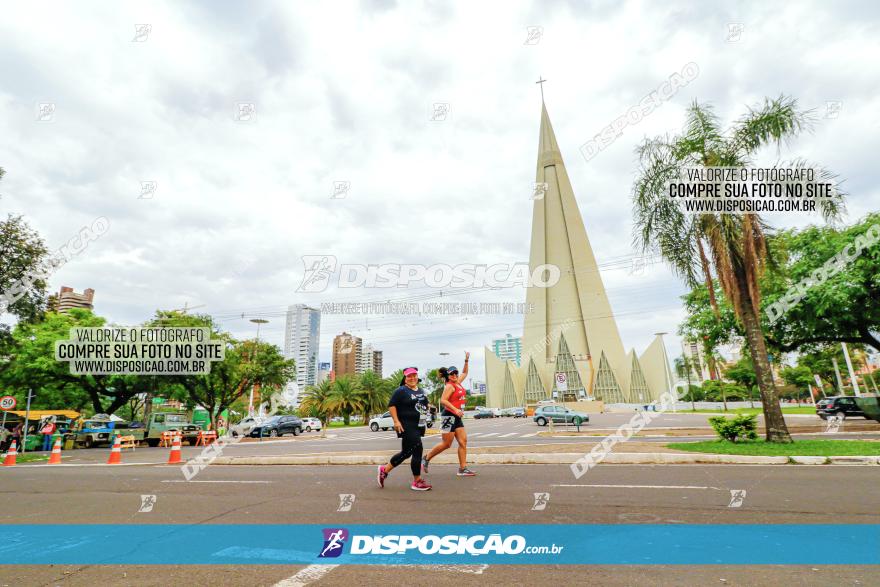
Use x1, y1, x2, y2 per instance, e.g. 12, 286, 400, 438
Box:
144, 310, 295, 430
299, 379, 335, 430
764, 213, 880, 353
324, 376, 364, 425
0, 309, 153, 414
724, 357, 758, 407
779, 364, 814, 403
674, 354, 699, 410
424, 368, 445, 407
357, 370, 392, 422
633, 96, 843, 443
0, 168, 53, 333
679, 281, 741, 379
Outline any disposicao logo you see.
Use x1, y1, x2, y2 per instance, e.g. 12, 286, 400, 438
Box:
318, 528, 349, 558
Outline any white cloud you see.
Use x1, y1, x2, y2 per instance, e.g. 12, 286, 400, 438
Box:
1, 0, 877, 381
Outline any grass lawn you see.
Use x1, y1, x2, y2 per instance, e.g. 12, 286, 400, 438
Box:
2, 453, 49, 463
327, 421, 367, 428
668, 439, 880, 456
683, 407, 817, 415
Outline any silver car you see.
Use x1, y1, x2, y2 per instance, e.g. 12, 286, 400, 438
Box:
230, 416, 264, 437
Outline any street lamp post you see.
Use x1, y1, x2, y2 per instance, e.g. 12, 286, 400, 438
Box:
654, 332, 677, 413
248, 318, 269, 416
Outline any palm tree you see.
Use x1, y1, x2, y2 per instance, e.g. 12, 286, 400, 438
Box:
325, 376, 364, 426
299, 379, 334, 435
358, 370, 392, 422
633, 96, 844, 443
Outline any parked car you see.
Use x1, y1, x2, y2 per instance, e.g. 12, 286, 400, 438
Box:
511, 407, 526, 418
474, 409, 494, 419
816, 396, 868, 420
249, 415, 303, 437
230, 416, 264, 438
533, 405, 589, 426
302, 417, 322, 432
370, 412, 395, 431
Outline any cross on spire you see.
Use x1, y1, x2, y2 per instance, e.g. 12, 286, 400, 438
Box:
536, 76, 547, 102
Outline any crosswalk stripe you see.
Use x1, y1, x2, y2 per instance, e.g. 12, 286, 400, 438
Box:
480, 433, 499, 437
498, 433, 518, 437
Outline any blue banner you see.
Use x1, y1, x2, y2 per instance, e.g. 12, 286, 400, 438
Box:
0, 525, 877, 565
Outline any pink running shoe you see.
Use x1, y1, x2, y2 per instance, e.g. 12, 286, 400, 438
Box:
410, 478, 432, 491
377, 465, 387, 488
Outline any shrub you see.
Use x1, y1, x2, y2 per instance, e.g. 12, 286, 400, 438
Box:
708, 414, 758, 442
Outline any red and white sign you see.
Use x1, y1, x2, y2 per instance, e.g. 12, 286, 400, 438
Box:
0, 396, 16, 411
554, 372, 568, 392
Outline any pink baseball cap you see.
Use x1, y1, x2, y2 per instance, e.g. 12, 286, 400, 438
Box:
403, 367, 418, 376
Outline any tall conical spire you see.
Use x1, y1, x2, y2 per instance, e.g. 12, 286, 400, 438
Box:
537, 103, 563, 168
522, 101, 628, 402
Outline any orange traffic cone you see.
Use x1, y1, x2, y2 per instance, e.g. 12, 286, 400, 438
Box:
2, 440, 17, 466
107, 435, 122, 464
167, 435, 182, 464
47, 437, 63, 465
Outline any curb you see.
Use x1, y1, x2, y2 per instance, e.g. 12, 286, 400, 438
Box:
210, 452, 880, 466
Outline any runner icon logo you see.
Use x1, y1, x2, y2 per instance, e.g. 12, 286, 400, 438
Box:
319, 528, 349, 558
531, 493, 549, 511
337, 494, 356, 512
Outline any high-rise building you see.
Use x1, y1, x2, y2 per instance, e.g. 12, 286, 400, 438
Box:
283, 304, 321, 389
333, 332, 362, 378
682, 340, 712, 381
316, 362, 331, 384
492, 334, 522, 367
49, 286, 95, 313
356, 343, 384, 376
485, 101, 669, 408
372, 350, 383, 377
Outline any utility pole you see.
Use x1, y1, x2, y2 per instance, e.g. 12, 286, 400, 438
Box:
841, 343, 861, 397
21, 388, 34, 454
249, 318, 269, 416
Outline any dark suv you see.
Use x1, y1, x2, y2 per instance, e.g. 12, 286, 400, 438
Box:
249, 415, 303, 437
816, 396, 867, 420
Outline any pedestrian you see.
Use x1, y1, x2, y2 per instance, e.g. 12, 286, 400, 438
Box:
40, 417, 57, 451
11, 421, 23, 449
422, 352, 476, 477
0, 426, 11, 453
377, 367, 432, 491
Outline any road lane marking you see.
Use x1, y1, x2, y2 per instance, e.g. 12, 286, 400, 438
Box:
522, 433, 539, 437
498, 433, 519, 437
480, 433, 499, 437
274, 564, 339, 586
161, 480, 272, 484
552, 483, 726, 490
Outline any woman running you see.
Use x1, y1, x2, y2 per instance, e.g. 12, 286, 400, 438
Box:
377, 367, 432, 491
422, 352, 475, 477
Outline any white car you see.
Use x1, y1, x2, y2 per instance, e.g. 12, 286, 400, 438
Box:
230, 416, 264, 437
302, 417, 322, 432
369, 412, 395, 431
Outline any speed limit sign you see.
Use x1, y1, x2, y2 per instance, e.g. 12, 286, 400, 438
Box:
0, 396, 16, 411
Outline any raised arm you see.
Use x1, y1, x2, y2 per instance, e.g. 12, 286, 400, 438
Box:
459, 351, 470, 384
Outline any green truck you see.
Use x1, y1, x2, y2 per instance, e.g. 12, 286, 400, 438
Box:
74, 412, 202, 448
855, 396, 880, 423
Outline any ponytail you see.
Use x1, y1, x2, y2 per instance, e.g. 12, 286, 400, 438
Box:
438, 367, 449, 382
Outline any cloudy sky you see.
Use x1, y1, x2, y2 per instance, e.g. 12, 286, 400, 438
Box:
2, 0, 878, 384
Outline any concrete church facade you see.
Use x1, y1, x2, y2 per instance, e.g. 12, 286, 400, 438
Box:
485, 103, 672, 409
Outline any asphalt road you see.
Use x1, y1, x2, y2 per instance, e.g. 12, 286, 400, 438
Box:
15, 413, 878, 465
1, 461, 877, 586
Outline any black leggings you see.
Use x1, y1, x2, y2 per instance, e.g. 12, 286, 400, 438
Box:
390, 426, 423, 476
